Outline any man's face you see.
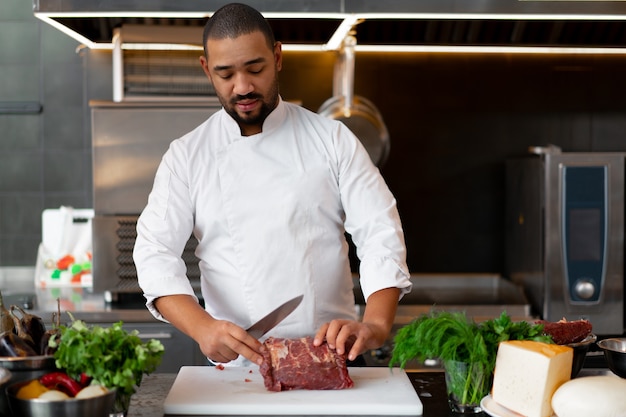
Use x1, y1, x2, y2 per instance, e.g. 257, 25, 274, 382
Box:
200, 31, 282, 136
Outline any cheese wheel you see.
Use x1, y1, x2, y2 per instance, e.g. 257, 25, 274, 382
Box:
491, 340, 573, 417
552, 375, 626, 417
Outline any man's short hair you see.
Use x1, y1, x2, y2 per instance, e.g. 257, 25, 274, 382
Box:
203, 3, 276, 57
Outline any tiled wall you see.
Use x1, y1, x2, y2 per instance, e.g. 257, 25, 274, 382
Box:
0, 0, 91, 265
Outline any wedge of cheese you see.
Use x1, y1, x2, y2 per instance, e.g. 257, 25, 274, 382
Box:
491, 340, 573, 417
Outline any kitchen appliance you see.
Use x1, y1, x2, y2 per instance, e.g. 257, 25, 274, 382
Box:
246, 295, 304, 338
91, 100, 221, 298
318, 35, 390, 167
505, 146, 625, 335
163, 366, 423, 415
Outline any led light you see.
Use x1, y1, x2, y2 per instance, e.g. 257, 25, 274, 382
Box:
35, 15, 97, 49
121, 43, 203, 51
354, 44, 626, 54
356, 12, 626, 21
34, 11, 626, 54
325, 15, 361, 51
34, 11, 345, 19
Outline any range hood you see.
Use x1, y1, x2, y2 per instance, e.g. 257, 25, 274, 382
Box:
34, 0, 626, 53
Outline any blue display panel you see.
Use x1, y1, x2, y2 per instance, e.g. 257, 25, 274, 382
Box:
563, 166, 606, 303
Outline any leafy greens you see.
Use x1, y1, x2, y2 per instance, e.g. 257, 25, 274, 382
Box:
389, 311, 552, 406
50, 319, 165, 396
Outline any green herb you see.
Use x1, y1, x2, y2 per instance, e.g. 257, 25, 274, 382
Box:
50, 318, 165, 397
389, 311, 552, 406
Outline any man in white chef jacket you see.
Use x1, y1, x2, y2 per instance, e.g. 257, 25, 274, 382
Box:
133, 3, 412, 366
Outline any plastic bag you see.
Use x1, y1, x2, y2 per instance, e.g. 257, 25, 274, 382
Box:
35, 207, 94, 287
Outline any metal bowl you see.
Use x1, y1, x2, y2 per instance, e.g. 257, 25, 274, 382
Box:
0, 367, 11, 387
6, 379, 116, 417
0, 355, 56, 374
0, 356, 56, 416
597, 338, 626, 378
568, 333, 597, 378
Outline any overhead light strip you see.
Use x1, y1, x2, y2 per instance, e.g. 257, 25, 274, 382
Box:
35, 15, 97, 49
355, 44, 626, 55
325, 15, 361, 51
35, 11, 626, 54
118, 43, 326, 52
34, 11, 347, 19
35, 10, 626, 21
356, 12, 626, 21
101, 42, 626, 54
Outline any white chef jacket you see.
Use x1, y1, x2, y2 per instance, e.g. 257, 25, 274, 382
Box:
134, 97, 411, 340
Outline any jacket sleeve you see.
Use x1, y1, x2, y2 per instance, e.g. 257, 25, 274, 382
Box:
133, 140, 199, 322
332, 122, 412, 301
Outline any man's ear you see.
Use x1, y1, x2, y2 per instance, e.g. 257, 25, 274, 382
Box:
199, 55, 213, 81
274, 42, 283, 72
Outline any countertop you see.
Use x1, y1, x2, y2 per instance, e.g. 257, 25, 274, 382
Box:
128, 370, 455, 417
0, 267, 157, 324
127, 368, 616, 417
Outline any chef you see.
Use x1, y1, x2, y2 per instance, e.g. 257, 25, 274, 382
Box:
133, 2, 411, 366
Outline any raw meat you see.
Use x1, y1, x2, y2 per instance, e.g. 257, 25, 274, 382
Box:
536, 319, 593, 344
259, 336, 354, 392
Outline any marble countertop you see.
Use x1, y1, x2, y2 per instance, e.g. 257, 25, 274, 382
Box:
129, 373, 178, 417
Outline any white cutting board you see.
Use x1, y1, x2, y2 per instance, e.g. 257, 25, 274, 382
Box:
163, 366, 423, 415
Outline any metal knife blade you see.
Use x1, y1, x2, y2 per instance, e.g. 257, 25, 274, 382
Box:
246, 294, 303, 339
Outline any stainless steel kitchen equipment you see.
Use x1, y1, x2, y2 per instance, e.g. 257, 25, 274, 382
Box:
505, 146, 625, 336
91, 100, 221, 297
318, 35, 390, 167
0, 356, 55, 416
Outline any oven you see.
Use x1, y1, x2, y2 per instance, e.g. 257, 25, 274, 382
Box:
90, 100, 220, 299
505, 146, 625, 336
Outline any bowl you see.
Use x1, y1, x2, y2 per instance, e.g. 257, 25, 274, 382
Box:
597, 338, 626, 378
0, 367, 11, 388
6, 379, 116, 417
568, 333, 597, 378
0, 355, 56, 416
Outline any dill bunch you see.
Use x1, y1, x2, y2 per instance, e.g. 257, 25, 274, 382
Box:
389, 311, 551, 406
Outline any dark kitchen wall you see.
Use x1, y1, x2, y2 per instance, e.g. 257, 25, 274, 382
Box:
278, 52, 626, 273
2, 0, 626, 274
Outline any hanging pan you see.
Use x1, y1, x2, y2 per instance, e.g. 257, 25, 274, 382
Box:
317, 35, 390, 167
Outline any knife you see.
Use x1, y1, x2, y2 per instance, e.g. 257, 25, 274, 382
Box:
246, 294, 304, 339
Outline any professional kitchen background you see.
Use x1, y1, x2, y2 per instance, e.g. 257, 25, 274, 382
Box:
2, 0, 626, 277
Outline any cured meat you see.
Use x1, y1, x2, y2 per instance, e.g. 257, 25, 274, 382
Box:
259, 336, 354, 392
536, 318, 593, 345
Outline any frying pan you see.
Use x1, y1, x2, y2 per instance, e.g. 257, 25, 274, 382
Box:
318, 35, 390, 167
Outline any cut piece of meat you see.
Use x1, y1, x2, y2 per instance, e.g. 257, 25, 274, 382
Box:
259, 336, 354, 392
536, 318, 593, 345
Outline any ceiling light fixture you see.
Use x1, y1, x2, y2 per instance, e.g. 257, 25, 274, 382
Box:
34, 11, 626, 54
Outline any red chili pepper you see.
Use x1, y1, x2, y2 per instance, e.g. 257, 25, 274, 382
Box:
79, 372, 92, 387
39, 372, 82, 397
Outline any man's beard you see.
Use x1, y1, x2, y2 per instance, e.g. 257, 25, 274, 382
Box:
220, 78, 279, 130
